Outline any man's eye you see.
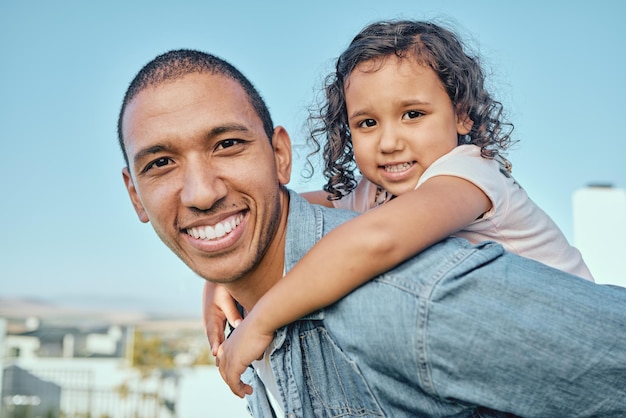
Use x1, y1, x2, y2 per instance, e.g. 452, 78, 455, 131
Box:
144, 157, 172, 172
154, 157, 170, 167
357, 119, 376, 128
217, 139, 241, 150
403, 110, 423, 120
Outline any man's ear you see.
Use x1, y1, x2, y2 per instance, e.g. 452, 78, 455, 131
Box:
456, 112, 474, 135
122, 167, 149, 223
271, 126, 292, 186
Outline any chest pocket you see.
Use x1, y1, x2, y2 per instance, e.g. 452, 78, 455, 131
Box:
299, 323, 385, 418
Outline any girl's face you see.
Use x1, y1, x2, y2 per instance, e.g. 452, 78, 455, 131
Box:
345, 55, 471, 196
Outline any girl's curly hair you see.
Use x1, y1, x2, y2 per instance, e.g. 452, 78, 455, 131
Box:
308, 20, 515, 200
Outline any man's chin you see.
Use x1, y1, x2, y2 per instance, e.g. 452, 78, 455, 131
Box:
188, 258, 253, 284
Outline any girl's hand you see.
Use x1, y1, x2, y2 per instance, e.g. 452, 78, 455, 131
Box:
202, 281, 243, 356
215, 313, 275, 398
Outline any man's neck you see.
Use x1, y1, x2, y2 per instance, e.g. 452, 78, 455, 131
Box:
224, 190, 290, 313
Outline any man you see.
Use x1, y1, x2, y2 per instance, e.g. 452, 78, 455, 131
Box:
119, 49, 626, 417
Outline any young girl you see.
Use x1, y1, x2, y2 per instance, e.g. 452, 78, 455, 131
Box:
207, 19, 594, 395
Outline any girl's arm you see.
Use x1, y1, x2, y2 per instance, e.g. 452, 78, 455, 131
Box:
300, 190, 334, 207
217, 175, 491, 397
249, 175, 490, 332
201, 190, 332, 353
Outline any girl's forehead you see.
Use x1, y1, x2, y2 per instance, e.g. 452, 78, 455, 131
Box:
344, 54, 449, 106
348, 55, 434, 83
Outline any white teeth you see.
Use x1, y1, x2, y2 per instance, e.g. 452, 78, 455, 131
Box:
186, 214, 243, 241
384, 162, 414, 173
215, 223, 226, 238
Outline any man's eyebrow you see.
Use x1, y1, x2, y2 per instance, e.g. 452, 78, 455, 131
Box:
133, 145, 168, 166
210, 123, 250, 137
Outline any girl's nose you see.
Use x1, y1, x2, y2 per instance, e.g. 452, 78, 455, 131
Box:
378, 126, 403, 154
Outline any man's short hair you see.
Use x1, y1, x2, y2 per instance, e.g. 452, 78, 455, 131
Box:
117, 49, 274, 166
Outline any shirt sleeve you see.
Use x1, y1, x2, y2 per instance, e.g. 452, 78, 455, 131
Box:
416, 145, 510, 224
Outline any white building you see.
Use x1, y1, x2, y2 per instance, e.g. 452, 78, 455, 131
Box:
0, 313, 248, 417
573, 184, 626, 287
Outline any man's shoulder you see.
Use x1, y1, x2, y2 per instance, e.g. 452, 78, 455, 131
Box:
288, 189, 358, 231
285, 189, 359, 271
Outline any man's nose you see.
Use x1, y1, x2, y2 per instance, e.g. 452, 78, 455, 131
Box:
180, 163, 228, 211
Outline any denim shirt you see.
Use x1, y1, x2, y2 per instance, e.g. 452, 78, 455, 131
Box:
242, 190, 626, 418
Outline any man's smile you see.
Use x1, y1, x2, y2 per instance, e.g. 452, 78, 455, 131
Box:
186, 213, 245, 240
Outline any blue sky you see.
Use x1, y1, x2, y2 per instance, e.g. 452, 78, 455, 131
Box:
1, 1, 624, 317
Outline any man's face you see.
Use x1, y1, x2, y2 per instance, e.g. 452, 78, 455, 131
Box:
121, 72, 291, 284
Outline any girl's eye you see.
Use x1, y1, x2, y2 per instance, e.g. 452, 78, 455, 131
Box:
357, 119, 377, 128
403, 110, 423, 120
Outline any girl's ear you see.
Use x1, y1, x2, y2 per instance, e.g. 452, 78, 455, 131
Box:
456, 112, 474, 135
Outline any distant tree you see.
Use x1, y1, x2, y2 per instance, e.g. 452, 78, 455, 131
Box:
192, 345, 214, 366
131, 330, 175, 376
